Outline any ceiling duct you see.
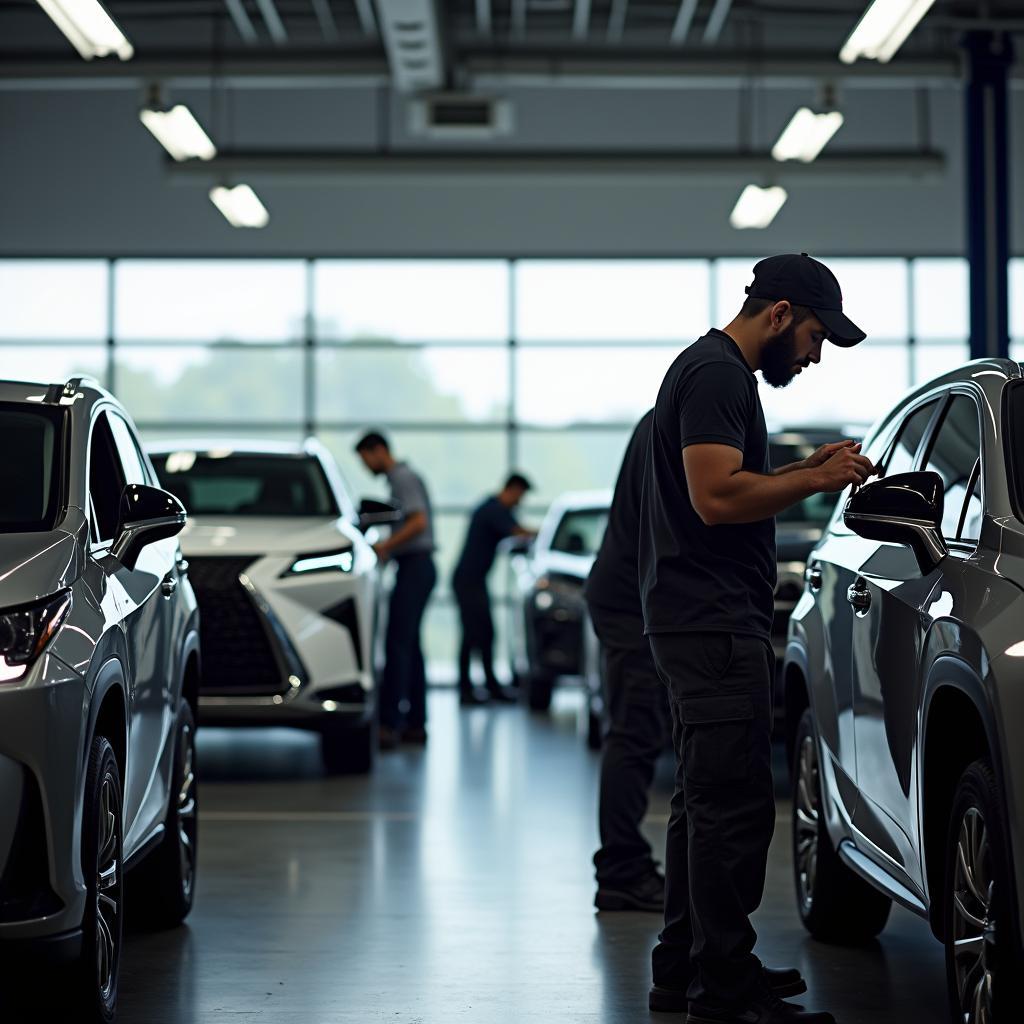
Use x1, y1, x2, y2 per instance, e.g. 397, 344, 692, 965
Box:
408, 94, 513, 139
374, 0, 445, 93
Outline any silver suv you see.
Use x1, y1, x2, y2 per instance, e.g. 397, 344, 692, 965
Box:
784, 359, 1024, 1023
0, 378, 200, 1023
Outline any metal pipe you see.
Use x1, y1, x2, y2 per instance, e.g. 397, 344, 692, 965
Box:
223, 0, 259, 45
704, 0, 734, 45
670, 0, 700, 45
255, 0, 288, 44
311, 0, 339, 42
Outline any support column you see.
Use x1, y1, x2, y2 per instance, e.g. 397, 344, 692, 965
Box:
964, 31, 1014, 361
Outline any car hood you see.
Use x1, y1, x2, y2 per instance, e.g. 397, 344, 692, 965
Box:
179, 516, 355, 557
0, 529, 80, 609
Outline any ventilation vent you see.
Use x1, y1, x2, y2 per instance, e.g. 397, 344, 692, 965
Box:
409, 95, 514, 140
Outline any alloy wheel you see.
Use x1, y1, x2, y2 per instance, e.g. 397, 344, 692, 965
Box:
952, 806, 996, 1024
177, 722, 197, 902
95, 772, 121, 1002
795, 732, 820, 916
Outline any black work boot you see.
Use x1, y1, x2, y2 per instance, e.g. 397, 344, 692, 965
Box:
459, 686, 489, 707
595, 870, 665, 913
650, 968, 807, 1013
686, 987, 835, 1024
485, 682, 517, 704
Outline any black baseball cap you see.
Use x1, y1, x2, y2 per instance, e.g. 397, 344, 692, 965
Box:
745, 253, 866, 347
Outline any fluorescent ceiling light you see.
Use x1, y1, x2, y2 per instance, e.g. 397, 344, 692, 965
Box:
209, 185, 270, 229
840, 0, 937, 65
139, 105, 217, 162
730, 185, 788, 230
36, 0, 133, 60
772, 107, 844, 163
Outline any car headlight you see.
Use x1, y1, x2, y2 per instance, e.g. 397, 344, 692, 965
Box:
0, 590, 72, 684
280, 547, 355, 578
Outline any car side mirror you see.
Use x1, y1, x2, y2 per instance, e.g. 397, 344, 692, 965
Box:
111, 484, 187, 571
358, 498, 402, 532
843, 471, 947, 574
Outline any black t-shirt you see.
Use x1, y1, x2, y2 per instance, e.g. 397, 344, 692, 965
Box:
453, 496, 518, 585
584, 409, 652, 648
639, 329, 776, 640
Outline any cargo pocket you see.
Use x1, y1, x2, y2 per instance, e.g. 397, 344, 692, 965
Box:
680, 693, 754, 787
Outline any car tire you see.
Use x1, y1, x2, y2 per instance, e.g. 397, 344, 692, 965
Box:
66, 735, 124, 1024
943, 759, 1018, 1024
791, 707, 891, 943
133, 701, 198, 929
526, 671, 555, 712
321, 719, 375, 775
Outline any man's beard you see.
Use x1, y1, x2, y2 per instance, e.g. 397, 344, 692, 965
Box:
760, 323, 802, 388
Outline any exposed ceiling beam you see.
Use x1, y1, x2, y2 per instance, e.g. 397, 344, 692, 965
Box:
352, 0, 378, 35
572, 0, 591, 40
255, 0, 288, 44
670, 0, 699, 46
0, 52, 982, 91
703, 0, 732, 44
607, 0, 629, 43
374, 0, 445, 92
223, 0, 259, 45
166, 149, 947, 186
475, 0, 491, 37
311, 0, 339, 42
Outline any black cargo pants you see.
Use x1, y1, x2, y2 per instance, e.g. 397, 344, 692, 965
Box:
649, 631, 775, 1008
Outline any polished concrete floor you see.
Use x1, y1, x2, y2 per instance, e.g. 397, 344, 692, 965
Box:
33, 690, 952, 1022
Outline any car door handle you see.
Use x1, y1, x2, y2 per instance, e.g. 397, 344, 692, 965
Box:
805, 564, 823, 591
846, 580, 871, 612
161, 573, 178, 599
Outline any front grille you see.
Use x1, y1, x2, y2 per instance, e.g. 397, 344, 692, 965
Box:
187, 556, 286, 696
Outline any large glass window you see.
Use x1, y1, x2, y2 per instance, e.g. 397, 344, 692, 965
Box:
4, 255, 988, 676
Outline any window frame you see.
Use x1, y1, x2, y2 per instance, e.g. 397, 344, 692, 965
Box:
87, 408, 129, 549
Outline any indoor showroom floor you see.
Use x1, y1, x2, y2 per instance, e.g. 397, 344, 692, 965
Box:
22, 691, 949, 1023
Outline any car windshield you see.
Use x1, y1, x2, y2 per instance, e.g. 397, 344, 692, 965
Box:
550, 508, 608, 556
771, 441, 839, 527
0, 403, 63, 532
151, 451, 339, 517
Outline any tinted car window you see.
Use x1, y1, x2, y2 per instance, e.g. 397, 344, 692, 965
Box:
0, 403, 63, 531
550, 509, 608, 556
960, 467, 983, 542
90, 413, 128, 542
771, 443, 837, 526
107, 413, 148, 486
151, 452, 339, 517
923, 395, 981, 540
884, 400, 939, 477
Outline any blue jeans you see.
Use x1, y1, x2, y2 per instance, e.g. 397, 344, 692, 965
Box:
380, 553, 437, 731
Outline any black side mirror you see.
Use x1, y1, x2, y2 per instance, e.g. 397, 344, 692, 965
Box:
503, 534, 533, 556
843, 471, 947, 574
111, 484, 187, 571
358, 498, 402, 533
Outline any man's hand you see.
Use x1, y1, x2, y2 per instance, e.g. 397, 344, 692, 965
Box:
802, 439, 859, 470
373, 541, 390, 563
811, 443, 876, 493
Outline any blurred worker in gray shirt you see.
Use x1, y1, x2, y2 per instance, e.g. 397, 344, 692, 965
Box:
355, 432, 437, 750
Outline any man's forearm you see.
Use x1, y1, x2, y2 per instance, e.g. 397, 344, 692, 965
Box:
700, 468, 824, 525
379, 515, 427, 554
772, 460, 809, 477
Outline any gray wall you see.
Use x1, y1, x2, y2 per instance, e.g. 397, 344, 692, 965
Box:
1, 82, 1020, 257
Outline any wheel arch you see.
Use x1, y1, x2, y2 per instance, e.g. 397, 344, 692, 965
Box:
921, 656, 1006, 943
783, 644, 812, 781
86, 658, 129, 791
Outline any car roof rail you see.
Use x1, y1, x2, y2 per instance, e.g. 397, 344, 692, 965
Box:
42, 375, 101, 405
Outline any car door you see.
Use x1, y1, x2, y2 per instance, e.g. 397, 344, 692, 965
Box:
851, 392, 982, 893
809, 400, 940, 799
98, 411, 178, 846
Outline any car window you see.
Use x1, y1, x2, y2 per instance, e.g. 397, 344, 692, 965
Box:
922, 395, 981, 541
550, 508, 608, 556
107, 412, 148, 486
959, 462, 983, 543
89, 412, 128, 543
883, 400, 940, 477
0, 402, 64, 531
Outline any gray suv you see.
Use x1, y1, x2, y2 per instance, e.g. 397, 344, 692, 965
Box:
0, 378, 200, 1023
784, 359, 1024, 1023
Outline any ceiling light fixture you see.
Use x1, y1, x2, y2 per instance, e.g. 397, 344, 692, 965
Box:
730, 185, 788, 230
139, 105, 217, 162
209, 184, 270, 228
839, 0, 937, 65
771, 107, 845, 163
35, 0, 133, 60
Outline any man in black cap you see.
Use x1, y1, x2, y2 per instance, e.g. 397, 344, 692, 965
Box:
640, 254, 874, 1024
